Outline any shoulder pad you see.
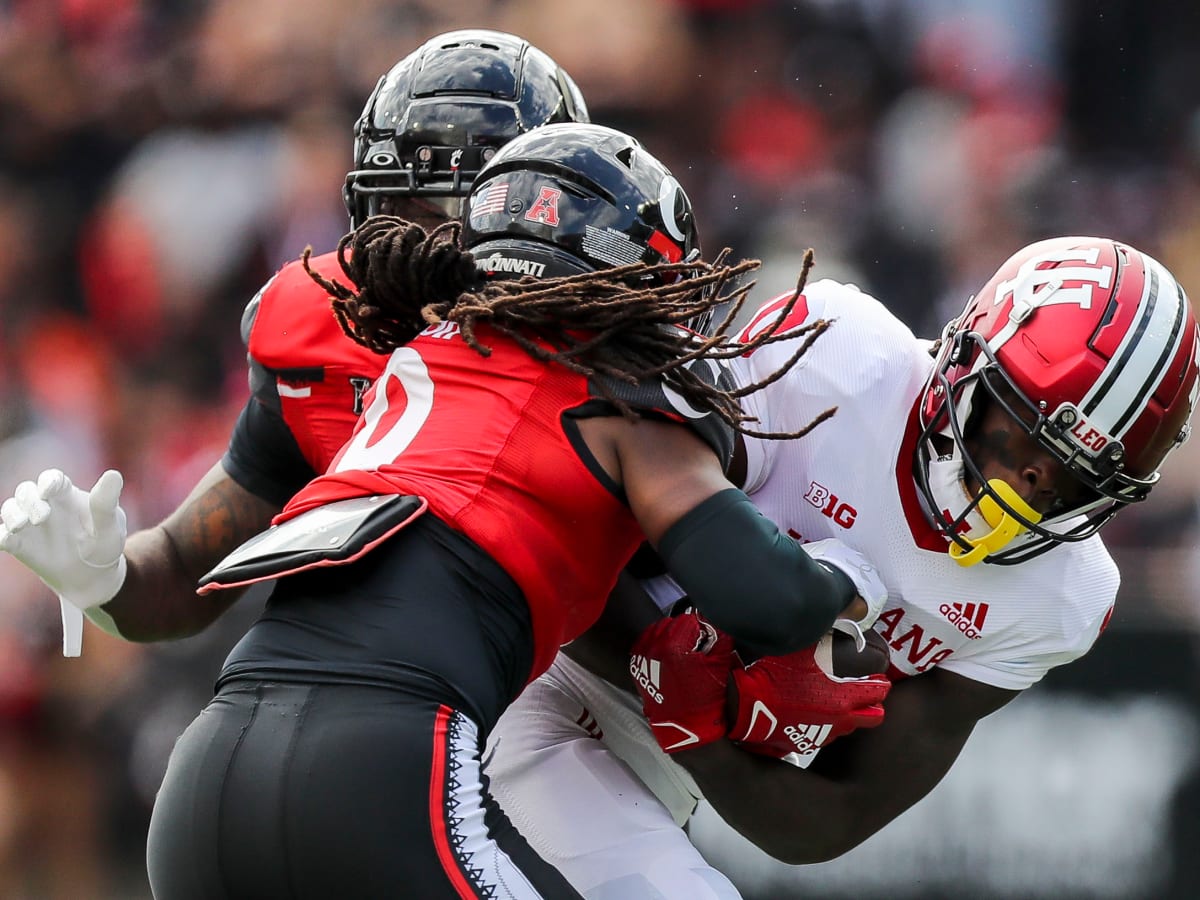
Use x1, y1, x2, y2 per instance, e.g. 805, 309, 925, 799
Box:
241, 277, 272, 348
592, 356, 736, 468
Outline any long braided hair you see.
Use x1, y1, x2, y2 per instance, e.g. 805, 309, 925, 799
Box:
303, 215, 834, 440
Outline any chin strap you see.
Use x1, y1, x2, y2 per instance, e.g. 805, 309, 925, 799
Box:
949, 479, 1043, 567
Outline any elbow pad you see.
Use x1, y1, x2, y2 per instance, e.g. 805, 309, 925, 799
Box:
657, 489, 854, 658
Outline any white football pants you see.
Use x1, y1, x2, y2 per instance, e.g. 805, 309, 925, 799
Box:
486, 652, 742, 900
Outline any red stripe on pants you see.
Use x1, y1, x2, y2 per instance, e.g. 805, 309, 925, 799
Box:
429, 705, 476, 898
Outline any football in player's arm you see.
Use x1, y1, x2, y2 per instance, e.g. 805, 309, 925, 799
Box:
657, 628, 1020, 862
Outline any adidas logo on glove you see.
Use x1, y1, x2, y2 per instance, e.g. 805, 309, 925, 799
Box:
629, 654, 664, 704
784, 722, 833, 754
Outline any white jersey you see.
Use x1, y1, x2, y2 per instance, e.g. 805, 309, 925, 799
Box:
485, 281, 1122, 899
732, 279, 1118, 690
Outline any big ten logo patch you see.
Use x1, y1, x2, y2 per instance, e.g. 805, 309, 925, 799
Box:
804, 481, 857, 529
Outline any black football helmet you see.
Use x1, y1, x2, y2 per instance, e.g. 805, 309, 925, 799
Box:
344, 29, 589, 228
460, 122, 701, 281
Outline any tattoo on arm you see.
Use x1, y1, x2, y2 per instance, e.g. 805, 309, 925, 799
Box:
166, 475, 280, 577
112, 465, 281, 641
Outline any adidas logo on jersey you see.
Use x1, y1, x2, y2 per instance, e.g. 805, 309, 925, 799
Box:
629, 654, 664, 704
939, 602, 989, 639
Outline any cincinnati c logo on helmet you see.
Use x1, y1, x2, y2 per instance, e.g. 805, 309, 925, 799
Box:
658, 176, 687, 243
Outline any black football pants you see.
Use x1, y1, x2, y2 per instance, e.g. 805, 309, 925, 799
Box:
146, 679, 584, 899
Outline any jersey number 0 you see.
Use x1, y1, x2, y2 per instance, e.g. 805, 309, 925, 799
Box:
333, 348, 434, 473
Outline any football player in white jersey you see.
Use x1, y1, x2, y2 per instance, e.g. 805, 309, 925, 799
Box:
480, 236, 1200, 898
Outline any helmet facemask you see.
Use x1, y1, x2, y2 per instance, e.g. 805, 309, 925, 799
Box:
343, 132, 497, 228
917, 330, 1129, 566
342, 30, 589, 229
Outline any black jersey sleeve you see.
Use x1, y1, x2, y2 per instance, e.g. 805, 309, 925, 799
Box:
221, 399, 317, 508
658, 489, 855, 659
585, 356, 737, 470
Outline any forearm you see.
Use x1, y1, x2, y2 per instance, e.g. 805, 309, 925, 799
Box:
660, 490, 854, 657
92, 464, 279, 642
677, 670, 1016, 863
94, 526, 238, 641
677, 740, 867, 863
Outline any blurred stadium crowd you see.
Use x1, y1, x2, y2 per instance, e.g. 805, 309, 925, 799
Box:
2, 0, 1200, 897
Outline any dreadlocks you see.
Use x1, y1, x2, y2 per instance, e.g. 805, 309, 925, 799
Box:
303, 215, 833, 440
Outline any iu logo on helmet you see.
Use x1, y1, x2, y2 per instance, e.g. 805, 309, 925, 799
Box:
993, 246, 1112, 320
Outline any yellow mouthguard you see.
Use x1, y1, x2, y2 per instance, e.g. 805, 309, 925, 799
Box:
948, 479, 1044, 567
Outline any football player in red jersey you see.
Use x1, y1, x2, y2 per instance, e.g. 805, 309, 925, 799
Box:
152, 123, 883, 897
5, 29, 595, 653
0, 28, 890, 898
6, 115, 883, 896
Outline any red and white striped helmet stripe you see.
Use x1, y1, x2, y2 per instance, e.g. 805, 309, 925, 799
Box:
1078, 249, 1190, 441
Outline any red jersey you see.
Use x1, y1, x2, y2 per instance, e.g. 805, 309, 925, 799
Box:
276, 320, 664, 680
244, 252, 386, 476
233, 254, 733, 682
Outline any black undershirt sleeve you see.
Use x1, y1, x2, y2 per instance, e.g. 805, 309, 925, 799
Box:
221, 400, 317, 508
657, 488, 855, 659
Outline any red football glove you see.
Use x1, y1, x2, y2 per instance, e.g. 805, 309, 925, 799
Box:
630, 611, 738, 754
729, 633, 891, 761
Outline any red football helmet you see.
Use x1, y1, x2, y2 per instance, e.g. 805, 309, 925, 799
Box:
917, 236, 1199, 564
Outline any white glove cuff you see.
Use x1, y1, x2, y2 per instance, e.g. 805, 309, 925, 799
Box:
803, 538, 887, 631
62, 554, 127, 657
73, 552, 128, 612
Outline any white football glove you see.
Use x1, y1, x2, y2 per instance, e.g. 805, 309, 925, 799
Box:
802, 538, 887, 650
0, 469, 128, 657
